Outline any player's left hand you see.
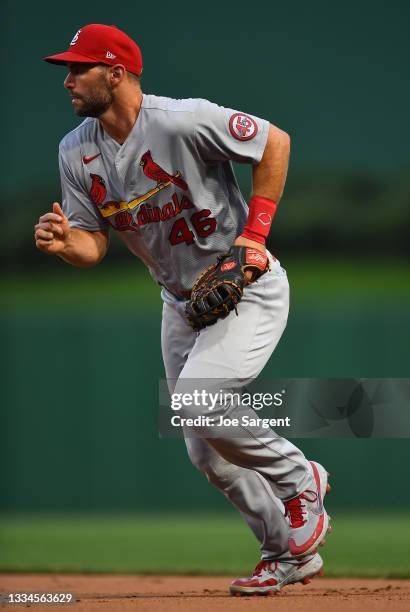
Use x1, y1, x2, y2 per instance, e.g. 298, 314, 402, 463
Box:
185, 245, 270, 332
233, 236, 266, 283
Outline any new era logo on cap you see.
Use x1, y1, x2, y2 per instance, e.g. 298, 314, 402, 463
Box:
43, 24, 143, 76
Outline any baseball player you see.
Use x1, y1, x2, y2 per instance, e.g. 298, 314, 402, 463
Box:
35, 24, 331, 595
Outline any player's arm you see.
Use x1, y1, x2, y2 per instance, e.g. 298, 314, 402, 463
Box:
36, 141, 110, 266
251, 123, 290, 205
193, 102, 289, 257
234, 123, 290, 255
35, 202, 109, 267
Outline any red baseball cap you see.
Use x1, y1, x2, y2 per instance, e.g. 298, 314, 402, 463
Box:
44, 24, 143, 76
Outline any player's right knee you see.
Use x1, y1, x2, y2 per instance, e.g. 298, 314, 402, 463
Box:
188, 451, 237, 488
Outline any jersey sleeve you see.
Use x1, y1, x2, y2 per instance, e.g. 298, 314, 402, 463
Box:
58, 145, 109, 232
193, 99, 270, 164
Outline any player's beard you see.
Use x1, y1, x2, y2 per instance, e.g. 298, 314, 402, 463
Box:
73, 73, 114, 118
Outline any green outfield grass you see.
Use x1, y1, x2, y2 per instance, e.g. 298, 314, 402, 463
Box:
0, 513, 409, 577
2, 257, 410, 308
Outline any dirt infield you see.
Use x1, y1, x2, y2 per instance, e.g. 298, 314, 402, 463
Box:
0, 575, 409, 611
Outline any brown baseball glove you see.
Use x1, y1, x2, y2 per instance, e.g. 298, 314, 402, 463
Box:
185, 246, 270, 331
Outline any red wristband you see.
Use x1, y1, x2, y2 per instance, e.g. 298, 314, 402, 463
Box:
240, 195, 277, 244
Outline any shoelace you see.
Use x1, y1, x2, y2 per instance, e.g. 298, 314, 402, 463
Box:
253, 560, 277, 576
285, 490, 318, 528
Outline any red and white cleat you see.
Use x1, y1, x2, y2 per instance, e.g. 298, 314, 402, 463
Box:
285, 461, 331, 558
229, 553, 324, 596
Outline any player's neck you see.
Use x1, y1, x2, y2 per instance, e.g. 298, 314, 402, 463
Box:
99, 89, 144, 145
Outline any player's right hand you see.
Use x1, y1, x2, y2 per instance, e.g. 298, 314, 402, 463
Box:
35, 202, 71, 255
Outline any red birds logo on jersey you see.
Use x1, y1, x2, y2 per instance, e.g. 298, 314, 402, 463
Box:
89, 173, 107, 205
139, 151, 188, 191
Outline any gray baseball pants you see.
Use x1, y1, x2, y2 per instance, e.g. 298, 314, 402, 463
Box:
161, 258, 310, 560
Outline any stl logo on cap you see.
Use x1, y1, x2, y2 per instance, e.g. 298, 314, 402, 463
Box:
70, 29, 81, 46
229, 113, 258, 141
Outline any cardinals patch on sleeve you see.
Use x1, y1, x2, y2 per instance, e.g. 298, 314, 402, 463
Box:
229, 113, 258, 141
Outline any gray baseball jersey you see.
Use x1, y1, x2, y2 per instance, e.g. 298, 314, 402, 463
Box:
59, 95, 269, 296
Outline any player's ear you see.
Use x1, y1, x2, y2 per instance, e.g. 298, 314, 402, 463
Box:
110, 64, 126, 83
